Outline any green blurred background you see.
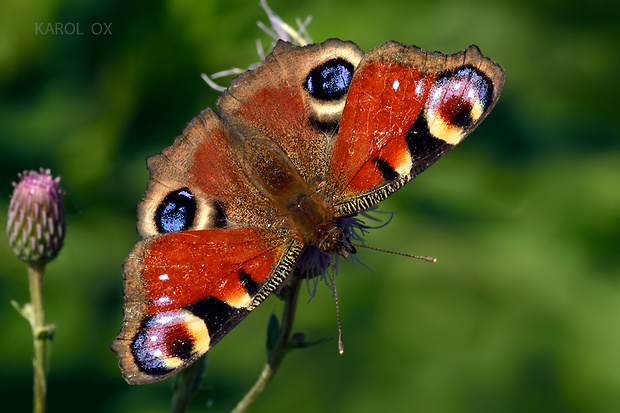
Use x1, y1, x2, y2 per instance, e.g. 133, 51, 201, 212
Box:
1, 0, 619, 412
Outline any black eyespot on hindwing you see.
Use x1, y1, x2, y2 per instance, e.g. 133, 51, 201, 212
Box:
308, 118, 341, 135
305, 58, 355, 101
155, 188, 196, 233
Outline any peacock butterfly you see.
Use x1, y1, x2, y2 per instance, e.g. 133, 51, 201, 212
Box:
111, 39, 505, 384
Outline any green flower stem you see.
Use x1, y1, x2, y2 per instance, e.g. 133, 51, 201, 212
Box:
170, 354, 206, 413
28, 262, 51, 413
231, 273, 303, 413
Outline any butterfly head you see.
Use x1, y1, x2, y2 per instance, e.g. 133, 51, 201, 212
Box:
294, 215, 360, 280
318, 226, 355, 258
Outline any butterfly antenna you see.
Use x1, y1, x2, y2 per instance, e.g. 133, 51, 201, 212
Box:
352, 244, 438, 263
333, 275, 345, 355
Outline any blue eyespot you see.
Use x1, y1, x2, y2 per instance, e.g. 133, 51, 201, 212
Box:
155, 188, 196, 233
131, 311, 196, 374
426, 65, 493, 128
305, 58, 354, 101
452, 67, 492, 110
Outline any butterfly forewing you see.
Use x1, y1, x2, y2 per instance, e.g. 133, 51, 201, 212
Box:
327, 42, 505, 215
112, 228, 300, 384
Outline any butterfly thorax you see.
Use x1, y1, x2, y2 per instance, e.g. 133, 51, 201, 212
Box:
242, 136, 351, 257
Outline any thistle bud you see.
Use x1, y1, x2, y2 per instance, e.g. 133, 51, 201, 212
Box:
6, 169, 65, 263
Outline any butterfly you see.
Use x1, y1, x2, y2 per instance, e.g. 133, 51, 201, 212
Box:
111, 39, 505, 384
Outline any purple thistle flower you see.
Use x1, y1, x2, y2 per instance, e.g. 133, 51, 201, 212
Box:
293, 208, 395, 299
6, 168, 66, 263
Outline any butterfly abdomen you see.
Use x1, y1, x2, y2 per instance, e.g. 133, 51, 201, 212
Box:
238, 125, 346, 254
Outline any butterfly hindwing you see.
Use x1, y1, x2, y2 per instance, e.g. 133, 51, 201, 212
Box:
217, 40, 364, 187
136, 108, 280, 238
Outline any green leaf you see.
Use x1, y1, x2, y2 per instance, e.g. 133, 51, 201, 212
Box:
289, 333, 332, 350
266, 313, 280, 354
